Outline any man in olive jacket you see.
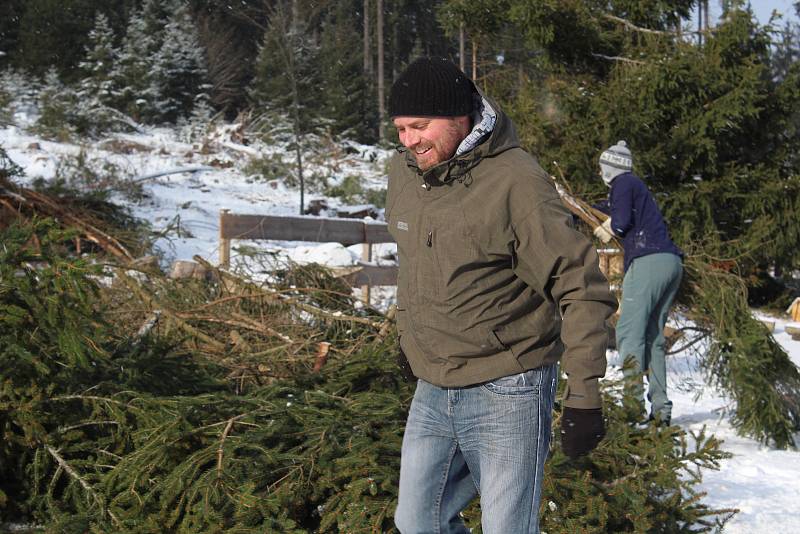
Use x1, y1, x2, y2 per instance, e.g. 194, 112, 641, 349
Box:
387, 57, 617, 534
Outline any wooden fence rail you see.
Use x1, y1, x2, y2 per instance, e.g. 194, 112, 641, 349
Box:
219, 210, 397, 303
218, 210, 627, 305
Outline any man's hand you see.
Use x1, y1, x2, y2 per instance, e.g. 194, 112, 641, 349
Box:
560, 407, 605, 459
593, 218, 615, 244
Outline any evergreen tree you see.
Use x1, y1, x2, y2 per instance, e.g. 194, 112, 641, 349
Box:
109, 3, 154, 119
13, 0, 127, 80
0, 70, 40, 127
318, 0, 377, 143
770, 4, 800, 82
483, 1, 800, 276
146, 3, 210, 123
110, 0, 177, 121
34, 67, 81, 140
249, 0, 322, 132
180, 93, 215, 142
0, 0, 25, 70
249, 0, 325, 213
436, 0, 510, 78
78, 12, 117, 107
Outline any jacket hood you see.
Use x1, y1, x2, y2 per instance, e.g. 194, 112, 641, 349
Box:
398, 93, 521, 185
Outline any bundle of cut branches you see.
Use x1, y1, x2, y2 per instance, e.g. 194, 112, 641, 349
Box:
0, 175, 137, 261
1, 218, 736, 533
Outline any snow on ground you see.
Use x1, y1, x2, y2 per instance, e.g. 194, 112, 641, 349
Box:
1, 119, 396, 280
2, 120, 800, 532
684, 320, 800, 533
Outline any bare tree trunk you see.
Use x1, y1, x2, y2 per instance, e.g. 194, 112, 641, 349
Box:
698, 0, 703, 46
459, 23, 465, 72
377, 0, 385, 141
703, 0, 710, 32
293, 90, 304, 215
472, 40, 477, 80
363, 0, 372, 75
290, 0, 304, 214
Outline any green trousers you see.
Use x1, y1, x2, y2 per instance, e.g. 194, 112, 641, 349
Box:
617, 253, 683, 421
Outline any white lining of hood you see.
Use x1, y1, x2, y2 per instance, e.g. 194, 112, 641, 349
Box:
455, 95, 496, 156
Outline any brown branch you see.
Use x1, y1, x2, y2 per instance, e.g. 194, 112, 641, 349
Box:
177, 312, 294, 344
46, 445, 121, 526
57, 420, 119, 433
216, 415, 244, 477
377, 304, 397, 341
590, 53, 646, 65
550, 171, 625, 249
602, 13, 672, 35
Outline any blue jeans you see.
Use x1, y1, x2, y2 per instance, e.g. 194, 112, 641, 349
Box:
394, 363, 558, 534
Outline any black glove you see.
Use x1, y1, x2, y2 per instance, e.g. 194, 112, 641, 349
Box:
560, 407, 605, 459
396, 344, 416, 382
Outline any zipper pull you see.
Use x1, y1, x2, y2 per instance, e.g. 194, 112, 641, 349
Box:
426, 231, 432, 247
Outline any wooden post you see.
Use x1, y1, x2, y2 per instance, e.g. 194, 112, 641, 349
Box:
361, 243, 372, 305
219, 209, 231, 268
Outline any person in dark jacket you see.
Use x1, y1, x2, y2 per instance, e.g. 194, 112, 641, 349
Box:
593, 141, 683, 425
387, 57, 617, 534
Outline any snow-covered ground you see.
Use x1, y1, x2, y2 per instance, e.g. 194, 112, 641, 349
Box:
2, 120, 800, 532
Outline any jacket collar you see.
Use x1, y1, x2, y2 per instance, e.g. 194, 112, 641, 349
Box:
398, 94, 519, 187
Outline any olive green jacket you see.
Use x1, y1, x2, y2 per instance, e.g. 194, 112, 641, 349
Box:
385, 100, 617, 409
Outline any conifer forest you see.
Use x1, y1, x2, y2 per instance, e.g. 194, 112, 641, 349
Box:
2, 0, 800, 532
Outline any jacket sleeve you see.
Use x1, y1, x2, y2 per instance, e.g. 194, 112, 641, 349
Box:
609, 180, 634, 236
593, 198, 611, 215
512, 197, 618, 409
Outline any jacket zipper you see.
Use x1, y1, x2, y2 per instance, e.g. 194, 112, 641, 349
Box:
426, 231, 432, 247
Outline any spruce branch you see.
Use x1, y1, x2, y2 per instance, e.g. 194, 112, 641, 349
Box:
117, 270, 226, 351
192, 255, 385, 330
46, 445, 121, 527
176, 312, 295, 344
216, 415, 246, 477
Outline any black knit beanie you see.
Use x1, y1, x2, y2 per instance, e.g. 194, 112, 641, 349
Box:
389, 57, 475, 118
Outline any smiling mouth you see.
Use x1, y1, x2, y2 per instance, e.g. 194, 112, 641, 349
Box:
415, 146, 431, 156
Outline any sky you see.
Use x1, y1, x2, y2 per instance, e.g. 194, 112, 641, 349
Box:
703, 0, 799, 25
750, 0, 798, 24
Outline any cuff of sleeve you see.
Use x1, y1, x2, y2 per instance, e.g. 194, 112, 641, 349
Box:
563, 378, 602, 409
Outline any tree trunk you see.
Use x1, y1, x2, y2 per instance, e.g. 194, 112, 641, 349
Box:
377, 0, 385, 141
697, 0, 703, 46
290, 0, 304, 214
472, 39, 477, 80
293, 98, 304, 215
459, 23, 465, 72
363, 0, 371, 75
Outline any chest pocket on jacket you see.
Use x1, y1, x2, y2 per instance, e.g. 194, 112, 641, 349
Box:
423, 212, 481, 304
